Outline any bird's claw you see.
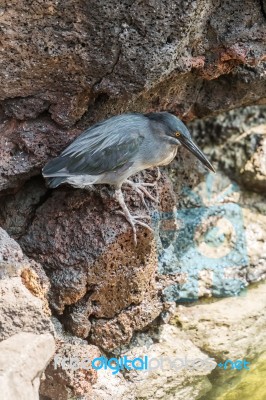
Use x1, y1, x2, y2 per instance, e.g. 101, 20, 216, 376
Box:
123, 185, 149, 209
115, 210, 153, 245
115, 210, 151, 221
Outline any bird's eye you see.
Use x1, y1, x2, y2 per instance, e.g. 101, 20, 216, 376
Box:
175, 131, 181, 137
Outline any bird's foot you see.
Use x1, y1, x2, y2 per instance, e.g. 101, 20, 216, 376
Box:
124, 168, 161, 207
115, 189, 153, 245
115, 211, 152, 245
124, 179, 158, 208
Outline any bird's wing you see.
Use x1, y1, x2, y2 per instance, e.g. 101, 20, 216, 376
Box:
43, 114, 147, 176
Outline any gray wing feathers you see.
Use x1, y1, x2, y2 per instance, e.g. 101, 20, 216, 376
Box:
46, 177, 66, 188
43, 114, 147, 177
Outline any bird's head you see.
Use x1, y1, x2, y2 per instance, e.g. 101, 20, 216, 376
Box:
147, 112, 215, 173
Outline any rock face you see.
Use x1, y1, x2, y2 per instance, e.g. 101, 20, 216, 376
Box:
174, 281, 266, 360
0, 0, 265, 112
41, 321, 216, 400
0, 228, 53, 340
1, 1, 266, 399
19, 170, 172, 349
157, 106, 266, 303
117, 324, 215, 400
0, 332, 55, 400
39, 281, 266, 400
173, 282, 266, 400
1, 105, 264, 399
0, 0, 266, 193
0, 229, 55, 399
190, 106, 266, 193
40, 340, 101, 400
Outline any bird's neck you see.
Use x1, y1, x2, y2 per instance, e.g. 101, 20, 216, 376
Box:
165, 136, 180, 146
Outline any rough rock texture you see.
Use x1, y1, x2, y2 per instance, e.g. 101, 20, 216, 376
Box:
0, 228, 56, 397
43, 282, 266, 400
0, 332, 55, 400
40, 341, 100, 400
19, 169, 175, 348
39, 317, 133, 400
1, 108, 266, 399
1, 1, 266, 399
157, 170, 266, 301
190, 105, 266, 193
0, 228, 52, 340
0, 0, 265, 110
1, 0, 266, 193
0, 116, 79, 193
90, 369, 134, 400
41, 321, 215, 400
1, 106, 265, 398
0, 177, 47, 240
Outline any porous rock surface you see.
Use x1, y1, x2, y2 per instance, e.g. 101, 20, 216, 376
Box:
0, 0, 266, 193
19, 169, 175, 349
156, 106, 266, 303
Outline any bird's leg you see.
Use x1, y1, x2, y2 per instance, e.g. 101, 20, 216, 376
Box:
154, 167, 161, 181
136, 167, 161, 187
84, 184, 96, 192
114, 189, 153, 245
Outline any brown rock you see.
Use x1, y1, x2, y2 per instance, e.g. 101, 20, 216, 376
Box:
3, 97, 50, 120
40, 342, 100, 400
90, 297, 163, 351
190, 105, 266, 193
20, 170, 172, 347
0, 116, 80, 193
0, 3, 265, 399
0, 177, 47, 240
0, 1, 266, 194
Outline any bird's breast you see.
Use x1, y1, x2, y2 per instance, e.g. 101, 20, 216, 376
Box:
158, 147, 177, 166
134, 138, 178, 171
155, 146, 178, 167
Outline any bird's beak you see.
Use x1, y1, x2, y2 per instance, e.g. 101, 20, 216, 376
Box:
178, 136, 215, 172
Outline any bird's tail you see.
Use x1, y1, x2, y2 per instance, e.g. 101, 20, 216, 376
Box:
45, 176, 66, 188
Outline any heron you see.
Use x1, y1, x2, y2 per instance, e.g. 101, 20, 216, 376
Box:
43, 112, 215, 244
